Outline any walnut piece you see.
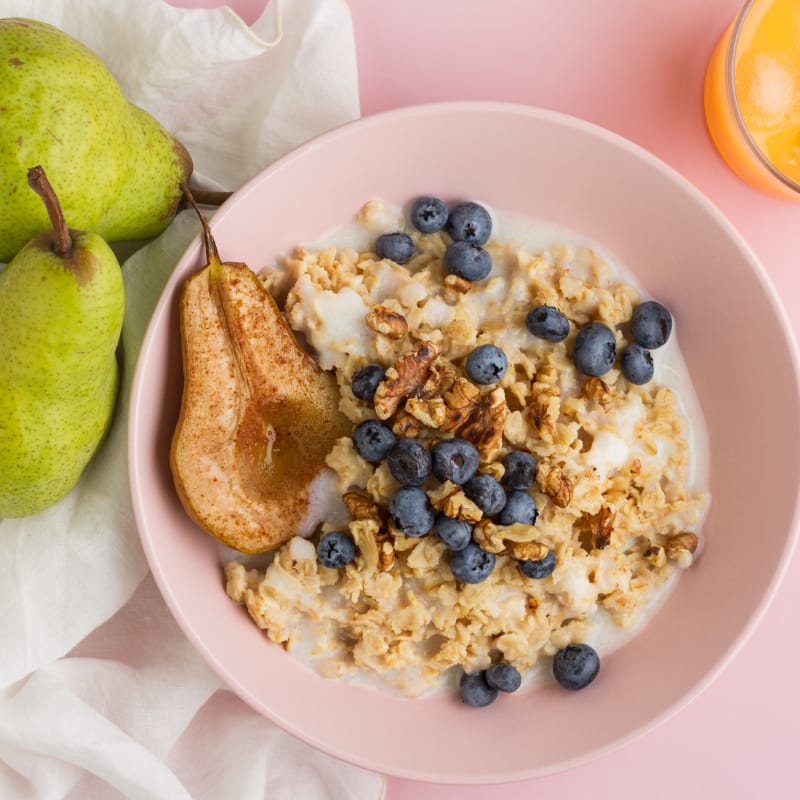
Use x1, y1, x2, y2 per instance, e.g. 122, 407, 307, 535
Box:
666, 531, 699, 553
366, 305, 408, 339
428, 480, 483, 523
405, 397, 447, 429
391, 410, 422, 438
459, 387, 507, 462
665, 532, 699, 568
583, 377, 611, 403
482, 461, 505, 482
471, 519, 508, 554
508, 540, 549, 561
537, 461, 573, 508
343, 491, 382, 522
441, 379, 482, 432
527, 363, 561, 439
643, 544, 666, 568
416, 359, 459, 400
373, 341, 439, 420
472, 519, 538, 554
586, 505, 615, 550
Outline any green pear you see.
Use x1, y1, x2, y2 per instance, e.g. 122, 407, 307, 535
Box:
0, 166, 125, 518
0, 18, 192, 263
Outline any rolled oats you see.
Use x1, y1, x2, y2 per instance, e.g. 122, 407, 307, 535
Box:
224, 200, 710, 698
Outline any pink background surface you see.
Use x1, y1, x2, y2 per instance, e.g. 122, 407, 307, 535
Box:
171, 1, 800, 796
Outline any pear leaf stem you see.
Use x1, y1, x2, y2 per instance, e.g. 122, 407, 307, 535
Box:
27, 166, 72, 255
180, 182, 222, 271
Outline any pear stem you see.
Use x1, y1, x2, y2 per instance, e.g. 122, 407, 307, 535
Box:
27, 166, 72, 255
180, 182, 221, 268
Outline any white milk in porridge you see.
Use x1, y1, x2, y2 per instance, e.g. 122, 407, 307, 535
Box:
223, 199, 710, 699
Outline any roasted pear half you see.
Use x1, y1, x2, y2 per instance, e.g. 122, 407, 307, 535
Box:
170, 190, 349, 553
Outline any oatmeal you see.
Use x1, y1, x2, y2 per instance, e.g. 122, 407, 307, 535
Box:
223, 199, 710, 698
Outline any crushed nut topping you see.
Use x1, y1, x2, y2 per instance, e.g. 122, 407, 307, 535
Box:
459, 387, 507, 462
508, 540, 549, 561
428, 480, 483, 523
343, 491, 382, 522
373, 341, 439, 420
366, 305, 409, 339
441, 378, 482, 432
404, 397, 448, 429
666, 531, 699, 554
537, 460, 573, 508
583, 376, 611, 403
390, 410, 422, 438
643, 544, 667, 568
482, 461, 505, 482
416, 359, 459, 401
527, 362, 561, 440
586, 505, 616, 550
665, 532, 699, 568
472, 519, 539, 554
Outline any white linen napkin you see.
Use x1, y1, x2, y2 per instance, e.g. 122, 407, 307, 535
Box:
0, 1, 384, 797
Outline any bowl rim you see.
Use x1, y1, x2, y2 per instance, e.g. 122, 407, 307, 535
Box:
128, 100, 800, 783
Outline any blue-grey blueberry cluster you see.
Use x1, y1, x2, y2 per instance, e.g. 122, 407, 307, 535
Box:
349, 415, 556, 587
376, 196, 495, 282
459, 661, 522, 707
525, 300, 672, 385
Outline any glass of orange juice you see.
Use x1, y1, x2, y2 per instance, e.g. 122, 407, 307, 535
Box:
704, 0, 800, 200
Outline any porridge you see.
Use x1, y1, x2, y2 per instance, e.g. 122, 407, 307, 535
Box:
223, 198, 710, 701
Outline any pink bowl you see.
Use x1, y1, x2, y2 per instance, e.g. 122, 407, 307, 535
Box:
129, 102, 800, 783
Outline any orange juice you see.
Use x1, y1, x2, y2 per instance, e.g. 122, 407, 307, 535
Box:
704, 0, 800, 199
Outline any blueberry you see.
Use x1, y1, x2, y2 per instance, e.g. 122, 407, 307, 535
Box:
573, 322, 617, 377
525, 305, 570, 342
444, 241, 492, 282
375, 232, 415, 265
501, 451, 536, 491
463, 474, 507, 516
351, 363, 385, 402
352, 419, 396, 463
620, 344, 654, 385
459, 671, 498, 707
631, 300, 672, 349
450, 541, 496, 583
433, 514, 473, 551
389, 486, 435, 537
446, 201, 492, 246
431, 438, 479, 485
485, 663, 522, 693
317, 531, 356, 569
465, 344, 508, 385
518, 549, 556, 579
497, 490, 538, 526
410, 196, 448, 233
387, 437, 432, 486
552, 643, 600, 690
